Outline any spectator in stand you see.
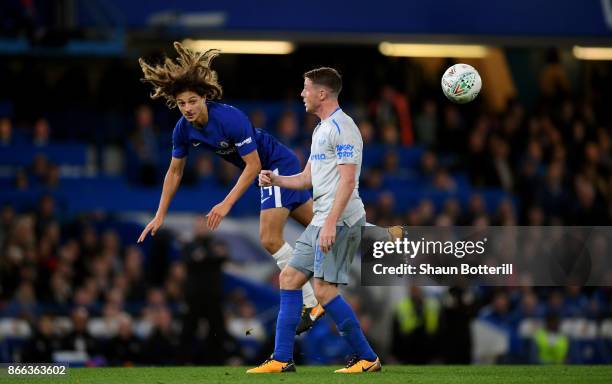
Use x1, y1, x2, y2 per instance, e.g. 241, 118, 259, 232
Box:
484, 136, 514, 191
164, 262, 186, 303
438, 286, 477, 364
129, 105, 160, 186
391, 286, 440, 364
513, 290, 546, 320
227, 300, 266, 364
5, 281, 39, 321
441, 198, 461, 224
493, 199, 517, 226
47, 270, 72, 307
142, 307, 180, 365
123, 245, 147, 302
546, 290, 566, 318
432, 168, 457, 192
382, 151, 401, 175
466, 127, 489, 187
532, 314, 569, 364
142, 288, 167, 321
22, 314, 62, 363
369, 85, 414, 145
0, 117, 14, 146
380, 122, 400, 146
358, 120, 375, 145
478, 290, 516, 331
539, 49, 571, 101
516, 139, 544, 213
374, 191, 396, 226
438, 104, 465, 154
32, 117, 51, 146
14, 169, 29, 190
570, 175, 607, 225
62, 307, 99, 358
216, 160, 239, 187
30, 154, 51, 185
106, 313, 142, 366
276, 110, 300, 147
181, 220, 232, 364
414, 99, 438, 148
193, 153, 215, 181
300, 112, 319, 148
563, 285, 590, 318
0, 204, 15, 254
248, 109, 267, 131
419, 150, 438, 180
460, 194, 488, 225
535, 161, 569, 222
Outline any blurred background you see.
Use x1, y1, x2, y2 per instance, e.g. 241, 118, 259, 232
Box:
1, 0, 612, 367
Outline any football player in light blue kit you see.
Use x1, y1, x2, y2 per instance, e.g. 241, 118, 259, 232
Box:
249, 68, 381, 373
136, 42, 325, 331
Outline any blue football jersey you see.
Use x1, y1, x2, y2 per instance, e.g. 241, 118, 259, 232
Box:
171, 101, 291, 170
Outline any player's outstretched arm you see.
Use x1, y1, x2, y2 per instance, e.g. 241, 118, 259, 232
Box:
206, 150, 262, 230
259, 162, 312, 190
137, 157, 186, 243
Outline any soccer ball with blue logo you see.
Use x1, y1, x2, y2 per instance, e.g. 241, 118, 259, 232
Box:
441, 63, 482, 104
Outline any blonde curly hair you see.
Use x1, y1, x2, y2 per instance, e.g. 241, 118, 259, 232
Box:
138, 41, 223, 108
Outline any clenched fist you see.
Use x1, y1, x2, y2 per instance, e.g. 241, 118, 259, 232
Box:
259, 170, 276, 187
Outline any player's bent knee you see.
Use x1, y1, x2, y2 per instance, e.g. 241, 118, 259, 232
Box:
259, 233, 284, 254
313, 281, 338, 305
279, 266, 307, 290
314, 290, 334, 305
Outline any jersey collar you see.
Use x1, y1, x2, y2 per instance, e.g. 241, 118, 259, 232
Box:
321, 107, 342, 122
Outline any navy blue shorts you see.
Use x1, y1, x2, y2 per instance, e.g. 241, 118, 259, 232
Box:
260, 155, 311, 212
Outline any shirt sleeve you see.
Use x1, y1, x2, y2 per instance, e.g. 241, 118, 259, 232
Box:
171, 120, 189, 158
330, 119, 362, 165
224, 106, 257, 157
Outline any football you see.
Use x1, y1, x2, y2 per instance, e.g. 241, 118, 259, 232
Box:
441, 63, 482, 104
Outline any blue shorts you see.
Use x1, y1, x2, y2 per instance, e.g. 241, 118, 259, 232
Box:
260, 155, 311, 212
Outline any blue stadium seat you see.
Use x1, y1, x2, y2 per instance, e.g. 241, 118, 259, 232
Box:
0, 144, 87, 166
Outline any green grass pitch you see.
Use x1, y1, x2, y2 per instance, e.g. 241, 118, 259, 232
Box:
4, 365, 612, 384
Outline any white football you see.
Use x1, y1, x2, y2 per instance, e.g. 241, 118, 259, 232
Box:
441, 64, 482, 104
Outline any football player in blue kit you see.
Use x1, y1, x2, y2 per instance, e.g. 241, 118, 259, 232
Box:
137, 42, 324, 333
136, 42, 402, 335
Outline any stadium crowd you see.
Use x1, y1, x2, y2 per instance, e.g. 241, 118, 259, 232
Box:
1, 51, 611, 365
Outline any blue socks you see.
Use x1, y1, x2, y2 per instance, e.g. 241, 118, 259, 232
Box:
273, 291, 376, 362
273, 289, 302, 362
324, 295, 377, 361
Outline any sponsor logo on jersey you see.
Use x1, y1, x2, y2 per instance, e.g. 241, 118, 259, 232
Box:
216, 148, 237, 155
235, 137, 253, 147
310, 153, 326, 161
336, 144, 354, 159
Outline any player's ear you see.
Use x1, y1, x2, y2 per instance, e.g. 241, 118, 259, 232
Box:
319, 87, 327, 101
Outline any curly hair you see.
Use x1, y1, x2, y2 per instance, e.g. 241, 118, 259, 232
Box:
138, 41, 223, 108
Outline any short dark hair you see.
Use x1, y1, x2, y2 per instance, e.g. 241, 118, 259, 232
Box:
303, 67, 342, 95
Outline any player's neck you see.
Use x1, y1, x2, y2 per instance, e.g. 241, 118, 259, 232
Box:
316, 102, 340, 121
192, 103, 209, 129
